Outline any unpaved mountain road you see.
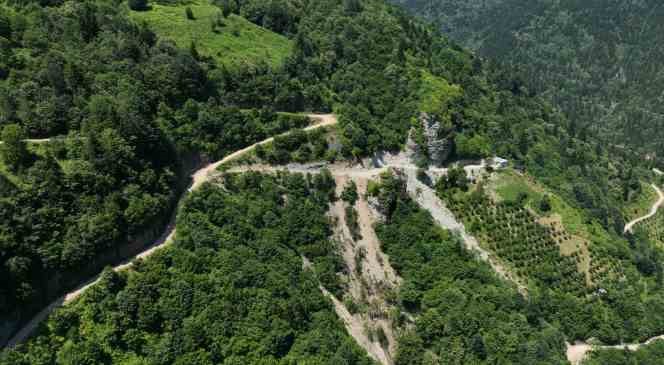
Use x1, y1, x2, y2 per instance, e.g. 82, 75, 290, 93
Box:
0, 138, 53, 145
190, 114, 336, 191
566, 167, 664, 364
623, 183, 664, 233
5, 114, 336, 349
623, 168, 664, 233
566, 335, 664, 364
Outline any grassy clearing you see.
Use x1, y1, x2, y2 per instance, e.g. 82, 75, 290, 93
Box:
494, 170, 543, 204
128, 0, 293, 67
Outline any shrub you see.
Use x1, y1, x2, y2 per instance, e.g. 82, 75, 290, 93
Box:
346, 206, 362, 241
185, 6, 194, 20
341, 180, 359, 205
128, 0, 149, 11
539, 195, 552, 212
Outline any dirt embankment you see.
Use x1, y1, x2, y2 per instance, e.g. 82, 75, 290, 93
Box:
326, 175, 402, 365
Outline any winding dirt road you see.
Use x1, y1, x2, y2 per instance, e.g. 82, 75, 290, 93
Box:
567, 169, 664, 363
566, 335, 664, 364
0, 138, 53, 145
624, 173, 664, 233
5, 114, 337, 348
189, 114, 336, 190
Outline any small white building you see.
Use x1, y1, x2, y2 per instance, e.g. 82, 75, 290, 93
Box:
490, 157, 509, 169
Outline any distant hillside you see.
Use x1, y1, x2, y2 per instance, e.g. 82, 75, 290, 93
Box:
392, 0, 664, 161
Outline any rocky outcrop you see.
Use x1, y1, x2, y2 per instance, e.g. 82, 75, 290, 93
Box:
416, 113, 452, 167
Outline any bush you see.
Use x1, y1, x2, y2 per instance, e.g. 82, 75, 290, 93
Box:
341, 180, 359, 205
539, 195, 552, 212
346, 206, 361, 241
0, 11, 11, 39
128, 0, 149, 11
516, 192, 529, 206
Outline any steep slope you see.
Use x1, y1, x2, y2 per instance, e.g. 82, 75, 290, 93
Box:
3, 0, 664, 363
393, 0, 664, 161
0, 0, 305, 347
3, 115, 332, 349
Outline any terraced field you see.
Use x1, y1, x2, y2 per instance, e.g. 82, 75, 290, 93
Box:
436, 169, 632, 294
444, 193, 588, 294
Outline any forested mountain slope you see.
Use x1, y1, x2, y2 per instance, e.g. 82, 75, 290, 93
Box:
0, 0, 308, 345
1, 0, 664, 363
392, 0, 664, 160
2, 172, 375, 364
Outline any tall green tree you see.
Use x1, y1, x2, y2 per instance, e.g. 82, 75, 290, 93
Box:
0, 124, 28, 172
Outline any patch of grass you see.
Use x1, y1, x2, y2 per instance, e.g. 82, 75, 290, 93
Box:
129, 0, 293, 67
493, 170, 612, 243
494, 170, 542, 204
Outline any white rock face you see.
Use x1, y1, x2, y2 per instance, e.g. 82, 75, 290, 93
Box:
420, 112, 452, 166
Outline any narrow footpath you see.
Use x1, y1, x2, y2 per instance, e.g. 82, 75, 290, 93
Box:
0, 138, 53, 145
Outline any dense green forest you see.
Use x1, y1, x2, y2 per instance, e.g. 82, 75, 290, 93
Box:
392, 0, 664, 160
0, 0, 314, 340
1, 172, 375, 365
